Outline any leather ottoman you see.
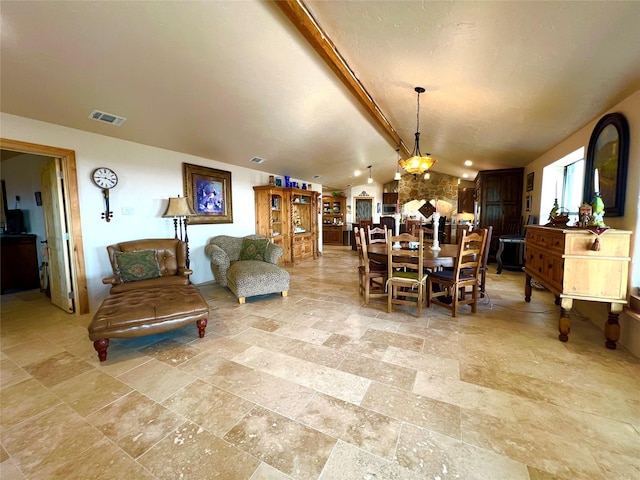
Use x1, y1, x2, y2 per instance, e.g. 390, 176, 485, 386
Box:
88, 285, 208, 362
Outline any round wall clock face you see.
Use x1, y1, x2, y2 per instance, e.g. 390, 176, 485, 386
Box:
92, 167, 118, 189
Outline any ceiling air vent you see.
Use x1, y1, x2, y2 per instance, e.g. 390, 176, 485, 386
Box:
88, 110, 127, 126
250, 156, 266, 164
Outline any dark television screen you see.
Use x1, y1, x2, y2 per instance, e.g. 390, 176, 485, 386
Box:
5, 209, 25, 234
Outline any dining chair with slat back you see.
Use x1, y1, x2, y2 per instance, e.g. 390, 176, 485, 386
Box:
386, 229, 428, 317
411, 224, 435, 244
354, 226, 364, 295
426, 228, 487, 317
367, 225, 388, 244
358, 227, 387, 304
359, 218, 373, 232
477, 225, 492, 297
405, 218, 421, 235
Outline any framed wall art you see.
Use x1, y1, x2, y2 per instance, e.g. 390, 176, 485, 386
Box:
183, 163, 233, 224
526, 172, 534, 192
583, 112, 629, 217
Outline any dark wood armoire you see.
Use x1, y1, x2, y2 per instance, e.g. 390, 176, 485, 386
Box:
475, 168, 524, 259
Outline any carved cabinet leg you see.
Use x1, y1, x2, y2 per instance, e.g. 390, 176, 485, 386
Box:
604, 303, 623, 350
524, 274, 532, 302
93, 338, 110, 362
197, 318, 208, 338
558, 298, 573, 342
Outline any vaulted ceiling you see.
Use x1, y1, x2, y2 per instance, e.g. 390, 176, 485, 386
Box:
2, 1, 639, 191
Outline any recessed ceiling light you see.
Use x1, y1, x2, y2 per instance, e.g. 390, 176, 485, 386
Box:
462, 173, 469, 178
354, 170, 361, 177
464, 160, 473, 166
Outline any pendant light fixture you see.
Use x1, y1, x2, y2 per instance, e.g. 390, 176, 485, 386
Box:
398, 86, 436, 175
367, 165, 373, 184
394, 147, 402, 181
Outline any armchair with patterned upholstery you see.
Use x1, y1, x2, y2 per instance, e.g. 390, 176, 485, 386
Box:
205, 234, 289, 303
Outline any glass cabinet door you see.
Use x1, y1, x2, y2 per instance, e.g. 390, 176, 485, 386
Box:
271, 193, 283, 237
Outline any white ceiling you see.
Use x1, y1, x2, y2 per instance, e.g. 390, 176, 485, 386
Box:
1, 1, 639, 191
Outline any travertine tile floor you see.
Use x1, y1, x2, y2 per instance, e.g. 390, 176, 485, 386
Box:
1, 245, 639, 479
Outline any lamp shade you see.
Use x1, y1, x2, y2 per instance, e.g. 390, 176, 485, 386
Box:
398, 154, 436, 175
162, 196, 195, 217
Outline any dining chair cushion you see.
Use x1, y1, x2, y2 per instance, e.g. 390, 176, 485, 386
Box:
429, 269, 474, 281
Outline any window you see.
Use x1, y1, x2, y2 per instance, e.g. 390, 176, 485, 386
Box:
542, 147, 585, 224
562, 159, 585, 215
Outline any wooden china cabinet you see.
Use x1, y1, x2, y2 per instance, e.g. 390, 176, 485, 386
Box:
322, 195, 346, 245
254, 186, 319, 264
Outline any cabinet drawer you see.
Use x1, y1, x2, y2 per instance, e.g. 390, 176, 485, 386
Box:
537, 232, 564, 253
564, 232, 630, 257
525, 246, 563, 292
563, 257, 628, 300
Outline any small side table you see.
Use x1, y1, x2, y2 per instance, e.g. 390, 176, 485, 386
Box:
496, 235, 525, 274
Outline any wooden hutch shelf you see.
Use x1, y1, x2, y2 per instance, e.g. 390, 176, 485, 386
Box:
254, 186, 319, 264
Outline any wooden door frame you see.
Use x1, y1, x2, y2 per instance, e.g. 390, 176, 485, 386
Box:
0, 138, 89, 314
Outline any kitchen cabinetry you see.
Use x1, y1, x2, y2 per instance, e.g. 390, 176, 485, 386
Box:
382, 192, 398, 205
254, 186, 319, 264
457, 186, 475, 213
475, 168, 524, 258
322, 195, 346, 245
524, 225, 631, 349
1, 234, 40, 293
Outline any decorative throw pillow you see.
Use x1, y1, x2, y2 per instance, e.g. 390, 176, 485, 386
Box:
239, 238, 269, 261
113, 249, 161, 283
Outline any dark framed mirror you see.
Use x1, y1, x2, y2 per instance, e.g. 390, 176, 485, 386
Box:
583, 112, 629, 217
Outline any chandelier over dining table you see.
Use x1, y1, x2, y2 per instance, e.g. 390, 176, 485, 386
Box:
398, 86, 437, 176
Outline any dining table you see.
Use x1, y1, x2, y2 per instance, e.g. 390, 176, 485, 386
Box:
367, 243, 459, 269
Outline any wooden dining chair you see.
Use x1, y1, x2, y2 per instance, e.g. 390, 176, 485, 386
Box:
477, 225, 493, 297
426, 228, 487, 317
367, 225, 388, 244
354, 226, 364, 294
359, 218, 373, 231
411, 224, 434, 243
405, 218, 421, 235
387, 229, 428, 317
455, 225, 492, 297
358, 227, 387, 304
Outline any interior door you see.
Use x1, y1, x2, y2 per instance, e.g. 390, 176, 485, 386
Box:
40, 158, 74, 313
355, 197, 373, 222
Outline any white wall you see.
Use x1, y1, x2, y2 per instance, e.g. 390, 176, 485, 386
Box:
1, 113, 320, 311
524, 89, 640, 355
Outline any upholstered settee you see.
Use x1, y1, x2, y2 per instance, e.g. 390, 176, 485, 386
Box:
205, 235, 289, 303
102, 238, 192, 293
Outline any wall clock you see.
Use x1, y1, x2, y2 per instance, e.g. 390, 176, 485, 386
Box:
91, 167, 118, 222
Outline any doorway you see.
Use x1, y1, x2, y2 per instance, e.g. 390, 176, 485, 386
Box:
354, 196, 373, 222
0, 139, 89, 314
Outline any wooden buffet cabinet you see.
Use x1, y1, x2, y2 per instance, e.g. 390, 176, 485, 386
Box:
1, 234, 40, 293
524, 225, 631, 349
254, 186, 319, 264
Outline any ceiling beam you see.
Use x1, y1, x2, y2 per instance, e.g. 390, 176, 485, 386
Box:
275, 0, 411, 158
